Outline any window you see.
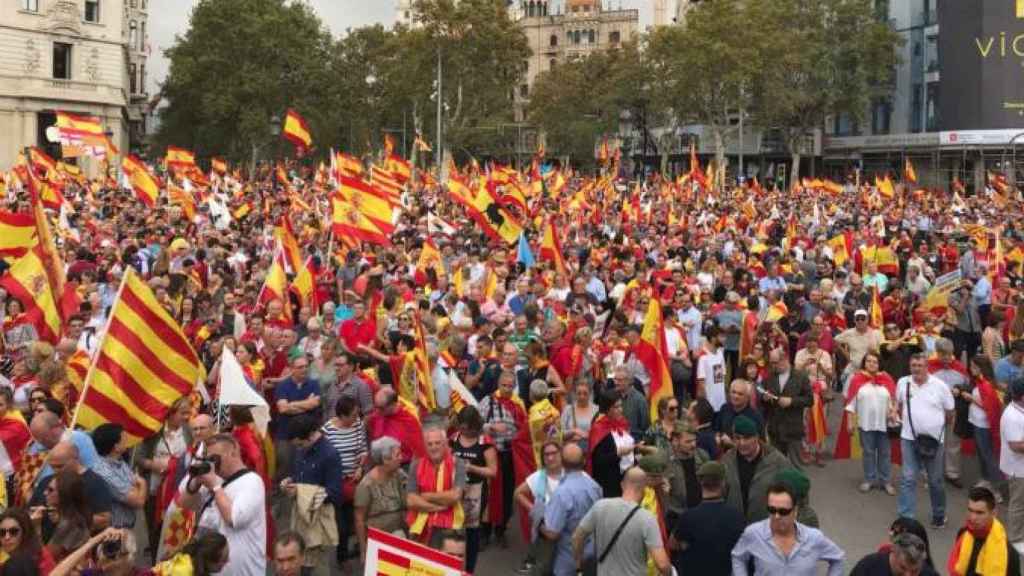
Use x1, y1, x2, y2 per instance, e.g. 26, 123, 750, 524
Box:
140, 63, 145, 92
549, 34, 558, 47
871, 98, 891, 135
926, 83, 940, 131
588, 30, 595, 44
85, 0, 100, 23
130, 0, 136, 7
53, 42, 72, 79
141, 0, 146, 9
911, 83, 923, 132
21, 0, 39, 11
140, 22, 146, 51
520, 84, 529, 98
129, 63, 137, 93
129, 21, 137, 50
609, 31, 620, 44
549, 58, 556, 70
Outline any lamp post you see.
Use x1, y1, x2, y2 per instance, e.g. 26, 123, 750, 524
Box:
251, 114, 280, 178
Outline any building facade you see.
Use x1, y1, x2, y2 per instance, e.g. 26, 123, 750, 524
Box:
0, 0, 146, 172
824, 0, 1024, 193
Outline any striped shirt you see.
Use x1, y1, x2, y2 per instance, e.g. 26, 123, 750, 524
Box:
322, 419, 368, 477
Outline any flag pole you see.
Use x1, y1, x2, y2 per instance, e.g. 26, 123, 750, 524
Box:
68, 266, 131, 431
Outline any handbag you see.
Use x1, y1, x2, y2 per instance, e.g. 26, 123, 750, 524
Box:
905, 379, 941, 460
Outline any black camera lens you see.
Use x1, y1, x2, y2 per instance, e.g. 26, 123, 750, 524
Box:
100, 539, 121, 559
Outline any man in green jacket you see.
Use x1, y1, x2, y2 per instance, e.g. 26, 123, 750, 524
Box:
664, 422, 710, 530
721, 416, 793, 524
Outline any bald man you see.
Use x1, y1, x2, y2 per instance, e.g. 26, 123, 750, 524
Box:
542, 444, 602, 576
27, 411, 99, 482
573, 466, 672, 576
30, 440, 113, 533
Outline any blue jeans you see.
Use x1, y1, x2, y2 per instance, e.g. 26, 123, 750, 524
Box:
860, 430, 891, 485
973, 427, 1004, 484
898, 439, 946, 522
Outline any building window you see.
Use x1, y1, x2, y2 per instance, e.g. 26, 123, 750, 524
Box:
141, 0, 146, 9
129, 21, 137, 50
53, 42, 72, 79
85, 0, 100, 23
911, 82, 923, 132
926, 83, 939, 131
140, 63, 145, 92
549, 58, 556, 69
609, 31, 620, 43
140, 21, 146, 51
130, 0, 136, 7
129, 63, 137, 93
588, 30, 595, 44
574, 30, 581, 44
549, 34, 558, 47
871, 98, 891, 135
520, 84, 529, 98
21, 0, 39, 11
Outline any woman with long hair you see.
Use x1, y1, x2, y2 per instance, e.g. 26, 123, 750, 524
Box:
0, 508, 53, 572
35, 469, 91, 562
449, 406, 497, 573
560, 382, 596, 453
958, 355, 1004, 501
642, 396, 681, 455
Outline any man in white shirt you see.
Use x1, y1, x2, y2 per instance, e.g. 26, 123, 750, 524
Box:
675, 293, 703, 358
180, 433, 267, 576
697, 326, 727, 412
896, 354, 955, 528
1000, 379, 1024, 555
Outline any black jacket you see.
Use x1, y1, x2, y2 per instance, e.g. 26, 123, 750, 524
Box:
762, 368, 814, 443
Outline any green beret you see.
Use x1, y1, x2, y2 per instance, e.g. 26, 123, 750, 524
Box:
672, 421, 696, 437
775, 468, 811, 501
696, 461, 726, 481
733, 415, 758, 437
638, 450, 668, 475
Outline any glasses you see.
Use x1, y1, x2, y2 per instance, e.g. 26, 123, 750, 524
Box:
766, 506, 793, 517
543, 450, 560, 457
0, 527, 20, 539
30, 396, 46, 404
667, 405, 679, 412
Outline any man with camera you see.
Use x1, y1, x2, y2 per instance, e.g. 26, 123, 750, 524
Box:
180, 433, 266, 576
896, 353, 955, 528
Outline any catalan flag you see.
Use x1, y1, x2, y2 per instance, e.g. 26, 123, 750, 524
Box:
28, 147, 57, 175
73, 269, 201, 445
122, 155, 160, 207
338, 175, 396, 234
411, 317, 435, 413
640, 298, 674, 421
0, 250, 61, 344
0, 211, 36, 258
165, 147, 196, 168
539, 218, 568, 276
370, 166, 403, 206
282, 109, 313, 152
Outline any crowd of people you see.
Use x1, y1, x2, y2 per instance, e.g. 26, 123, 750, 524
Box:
0, 150, 1024, 576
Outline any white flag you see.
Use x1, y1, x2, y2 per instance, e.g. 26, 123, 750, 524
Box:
218, 347, 270, 432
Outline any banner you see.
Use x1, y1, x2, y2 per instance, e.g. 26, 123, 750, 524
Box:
364, 528, 464, 576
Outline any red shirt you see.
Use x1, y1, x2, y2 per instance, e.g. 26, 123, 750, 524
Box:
339, 316, 376, 352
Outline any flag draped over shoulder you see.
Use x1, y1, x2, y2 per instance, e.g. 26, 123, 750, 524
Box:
640, 299, 674, 421
74, 269, 202, 445
283, 109, 313, 152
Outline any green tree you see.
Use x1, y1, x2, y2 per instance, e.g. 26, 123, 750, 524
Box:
751, 0, 901, 182
527, 41, 654, 172
646, 0, 761, 178
155, 0, 336, 166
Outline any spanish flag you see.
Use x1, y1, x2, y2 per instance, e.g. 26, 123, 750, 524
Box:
211, 157, 227, 175
338, 175, 396, 233
869, 285, 883, 329
904, 158, 917, 184
449, 182, 523, 245
384, 155, 412, 184
539, 218, 568, 276
73, 269, 202, 445
28, 147, 57, 175
336, 152, 363, 178
0, 211, 36, 258
828, 233, 850, 267
257, 247, 293, 322
416, 238, 445, 282
764, 300, 788, 323
122, 155, 160, 207
289, 257, 316, 312
331, 195, 391, 247
167, 183, 195, 220
232, 201, 253, 221
282, 109, 313, 152
640, 298, 674, 421
875, 174, 895, 199
165, 147, 195, 168
0, 250, 61, 344
274, 217, 303, 275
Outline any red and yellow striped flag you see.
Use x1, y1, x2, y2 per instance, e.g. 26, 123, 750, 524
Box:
167, 183, 195, 220
289, 257, 316, 313
274, 217, 303, 274
369, 166, 403, 206
0, 211, 36, 258
74, 269, 202, 445
331, 195, 391, 247
539, 218, 568, 276
0, 250, 61, 344
165, 147, 196, 168
869, 285, 884, 329
282, 109, 313, 151
257, 247, 293, 323
122, 155, 160, 207
211, 157, 227, 175
338, 175, 396, 233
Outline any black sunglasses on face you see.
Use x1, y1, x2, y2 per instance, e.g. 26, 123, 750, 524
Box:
0, 527, 20, 538
766, 506, 793, 517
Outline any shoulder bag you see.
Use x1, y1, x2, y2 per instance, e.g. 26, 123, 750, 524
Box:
905, 380, 940, 460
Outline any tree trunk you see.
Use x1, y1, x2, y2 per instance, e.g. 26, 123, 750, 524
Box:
790, 150, 801, 190
714, 127, 726, 189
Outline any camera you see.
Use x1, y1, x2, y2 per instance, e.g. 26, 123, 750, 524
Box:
99, 538, 121, 559
188, 455, 220, 477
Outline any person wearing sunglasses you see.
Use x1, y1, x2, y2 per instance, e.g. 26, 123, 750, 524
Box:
731, 481, 845, 576
0, 508, 54, 572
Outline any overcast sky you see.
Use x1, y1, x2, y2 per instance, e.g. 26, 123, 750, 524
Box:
148, 1, 654, 95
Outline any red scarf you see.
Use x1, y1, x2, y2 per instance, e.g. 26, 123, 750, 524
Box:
974, 376, 1002, 454
844, 370, 896, 403
587, 413, 629, 472
406, 452, 462, 543
927, 357, 968, 378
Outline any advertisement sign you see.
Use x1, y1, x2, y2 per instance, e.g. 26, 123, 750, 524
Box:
938, 0, 1024, 130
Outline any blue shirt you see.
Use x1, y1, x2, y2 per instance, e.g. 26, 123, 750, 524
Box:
544, 470, 602, 576
995, 356, 1024, 386
758, 275, 787, 294
274, 377, 322, 439
731, 519, 844, 576
290, 435, 344, 507
31, 430, 99, 481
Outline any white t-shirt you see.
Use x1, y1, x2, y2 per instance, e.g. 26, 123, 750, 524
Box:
896, 375, 954, 443
664, 326, 687, 358
193, 471, 266, 576
848, 382, 892, 432
697, 348, 727, 411
968, 388, 989, 429
525, 469, 562, 505
1000, 402, 1024, 477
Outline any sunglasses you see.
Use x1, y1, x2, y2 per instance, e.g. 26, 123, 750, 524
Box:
766, 506, 794, 517
0, 527, 20, 538
667, 405, 679, 412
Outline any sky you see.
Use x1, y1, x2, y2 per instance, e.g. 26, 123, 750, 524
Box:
147, 0, 654, 95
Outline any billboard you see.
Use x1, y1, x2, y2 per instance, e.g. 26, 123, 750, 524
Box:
938, 0, 1024, 130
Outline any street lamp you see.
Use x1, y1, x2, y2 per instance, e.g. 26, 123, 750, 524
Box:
251, 114, 281, 177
